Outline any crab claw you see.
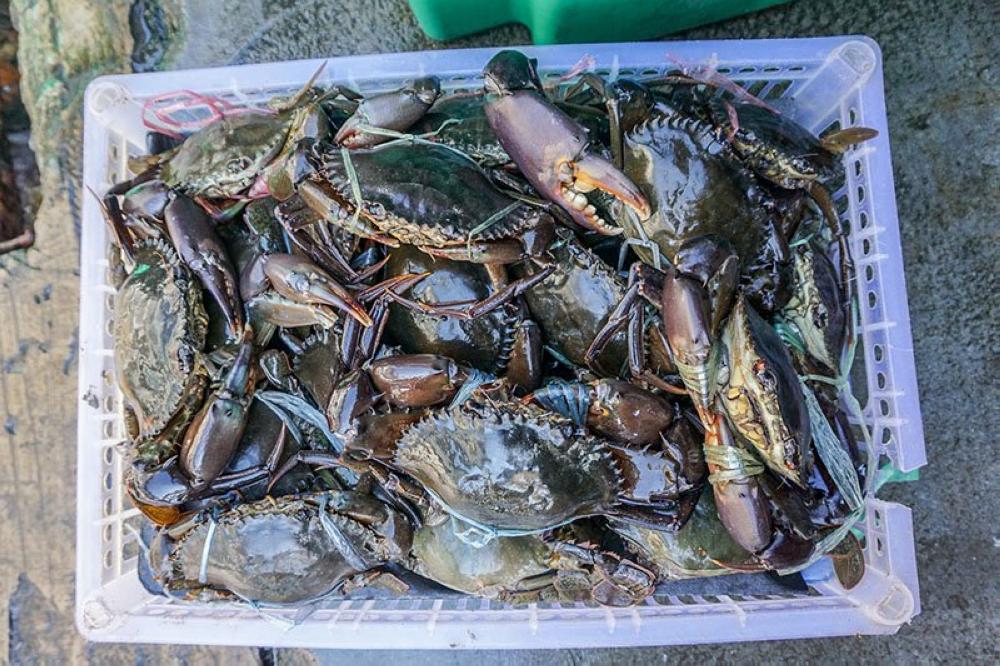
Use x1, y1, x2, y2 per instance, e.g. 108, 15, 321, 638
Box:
164, 194, 244, 338
660, 264, 717, 411
247, 292, 340, 329
263, 253, 372, 326
483, 50, 649, 237
179, 327, 254, 490
335, 76, 441, 149
567, 152, 651, 222
819, 127, 878, 154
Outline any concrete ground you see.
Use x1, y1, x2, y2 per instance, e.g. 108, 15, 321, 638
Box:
1, 0, 997, 662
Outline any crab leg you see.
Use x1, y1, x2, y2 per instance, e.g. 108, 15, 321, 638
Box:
808, 182, 855, 309
585, 282, 640, 373
379, 263, 555, 321
267, 450, 341, 493
346, 272, 429, 367
819, 127, 878, 154
297, 179, 400, 246
92, 187, 136, 265
585, 262, 665, 381
461, 264, 555, 318
418, 238, 526, 264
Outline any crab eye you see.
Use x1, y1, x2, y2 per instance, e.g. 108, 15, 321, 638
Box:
753, 359, 776, 388
812, 304, 829, 329
226, 156, 251, 174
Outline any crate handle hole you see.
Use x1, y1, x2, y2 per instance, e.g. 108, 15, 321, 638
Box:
88, 81, 130, 116
82, 597, 117, 631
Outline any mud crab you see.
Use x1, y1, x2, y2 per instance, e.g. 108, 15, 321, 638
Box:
516, 227, 674, 381
339, 387, 701, 535
114, 237, 209, 444
780, 239, 849, 374
127, 330, 276, 524
150, 490, 412, 604
719, 296, 812, 487
408, 516, 656, 606
383, 245, 541, 389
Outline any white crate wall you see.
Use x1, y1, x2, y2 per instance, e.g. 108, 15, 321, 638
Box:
78, 37, 925, 648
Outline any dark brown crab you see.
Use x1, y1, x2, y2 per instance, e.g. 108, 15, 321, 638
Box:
302, 140, 552, 255
297, 140, 561, 324
670, 82, 877, 302
127, 329, 276, 525
339, 389, 701, 535
517, 226, 675, 382
383, 245, 542, 389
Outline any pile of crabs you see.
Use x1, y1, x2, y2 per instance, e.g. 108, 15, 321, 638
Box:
101, 50, 877, 608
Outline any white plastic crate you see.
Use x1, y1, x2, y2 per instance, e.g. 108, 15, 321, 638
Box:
77, 37, 926, 648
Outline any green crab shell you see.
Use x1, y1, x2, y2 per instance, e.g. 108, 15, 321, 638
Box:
114, 239, 208, 439
161, 110, 292, 198
160, 493, 406, 605
622, 110, 764, 264
394, 403, 625, 533
410, 516, 553, 598
517, 230, 629, 375
315, 142, 544, 247
720, 297, 812, 486
613, 487, 757, 579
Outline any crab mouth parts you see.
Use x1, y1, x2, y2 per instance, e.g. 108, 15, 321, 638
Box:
556, 179, 621, 235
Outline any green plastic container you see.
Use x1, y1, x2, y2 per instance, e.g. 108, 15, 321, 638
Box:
407, 0, 791, 44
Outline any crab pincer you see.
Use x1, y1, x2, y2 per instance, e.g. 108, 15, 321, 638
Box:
367, 353, 471, 408
263, 253, 372, 326
179, 326, 255, 491
164, 194, 244, 338
335, 76, 441, 148
483, 50, 650, 235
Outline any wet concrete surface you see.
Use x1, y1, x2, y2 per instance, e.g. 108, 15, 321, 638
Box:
1, 0, 997, 663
